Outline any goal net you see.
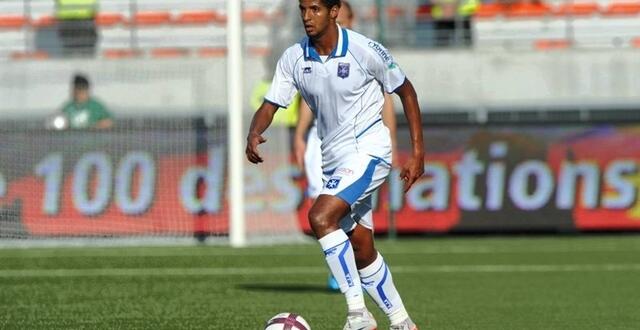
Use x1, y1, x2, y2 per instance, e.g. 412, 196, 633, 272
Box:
0, 1, 309, 247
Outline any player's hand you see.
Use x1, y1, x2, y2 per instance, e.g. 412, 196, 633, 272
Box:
246, 132, 267, 164
293, 135, 307, 171
399, 153, 424, 192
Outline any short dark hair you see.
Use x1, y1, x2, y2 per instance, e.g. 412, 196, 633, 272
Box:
73, 74, 90, 90
321, 0, 341, 9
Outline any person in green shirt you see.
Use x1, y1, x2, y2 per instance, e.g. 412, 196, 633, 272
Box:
58, 74, 113, 129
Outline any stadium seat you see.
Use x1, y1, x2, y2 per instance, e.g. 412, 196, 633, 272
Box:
102, 49, 141, 59
197, 47, 226, 58
0, 15, 26, 29
174, 10, 220, 25
131, 11, 171, 26
386, 6, 405, 21
30, 15, 55, 28
242, 9, 268, 23
534, 39, 571, 50
150, 48, 189, 58
553, 2, 600, 17
10, 50, 49, 60
632, 37, 640, 48
504, 3, 551, 18
603, 2, 640, 16
474, 3, 505, 19
96, 12, 125, 27
247, 46, 270, 56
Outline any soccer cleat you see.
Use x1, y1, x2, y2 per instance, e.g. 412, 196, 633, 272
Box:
390, 318, 418, 330
343, 308, 377, 330
327, 274, 340, 292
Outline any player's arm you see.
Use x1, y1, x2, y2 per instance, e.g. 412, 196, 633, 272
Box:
394, 78, 424, 192
93, 101, 114, 129
294, 98, 314, 170
246, 101, 279, 164
94, 118, 113, 129
381, 93, 398, 166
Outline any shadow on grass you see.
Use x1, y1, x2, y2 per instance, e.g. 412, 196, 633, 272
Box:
238, 283, 338, 295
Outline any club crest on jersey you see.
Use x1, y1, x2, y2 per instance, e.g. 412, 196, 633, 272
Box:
337, 62, 350, 79
303, 67, 312, 74
326, 177, 342, 189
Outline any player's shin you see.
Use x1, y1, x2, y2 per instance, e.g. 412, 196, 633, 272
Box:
359, 252, 410, 325
318, 229, 366, 311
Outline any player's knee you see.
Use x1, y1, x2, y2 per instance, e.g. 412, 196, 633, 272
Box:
308, 209, 338, 238
352, 242, 376, 268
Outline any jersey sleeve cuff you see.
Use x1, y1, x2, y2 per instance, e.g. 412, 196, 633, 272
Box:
264, 98, 286, 109
390, 77, 407, 94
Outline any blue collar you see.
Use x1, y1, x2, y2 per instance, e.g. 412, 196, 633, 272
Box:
303, 25, 349, 62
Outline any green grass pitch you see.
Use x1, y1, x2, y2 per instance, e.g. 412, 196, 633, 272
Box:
1, 235, 639, 329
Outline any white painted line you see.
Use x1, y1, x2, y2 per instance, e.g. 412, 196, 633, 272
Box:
1, 264, 639, 278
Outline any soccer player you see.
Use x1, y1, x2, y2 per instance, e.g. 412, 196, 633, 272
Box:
246, 1, 424, 329
293, 0, 398, 293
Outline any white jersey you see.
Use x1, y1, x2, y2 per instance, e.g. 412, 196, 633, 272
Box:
265, 26, 405, 171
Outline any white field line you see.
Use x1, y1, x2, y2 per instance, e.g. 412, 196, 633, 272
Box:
1, 264, 640, 278
2, 244, 639, 259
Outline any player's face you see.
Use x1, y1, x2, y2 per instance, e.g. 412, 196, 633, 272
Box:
299, 0, 338, 38
73, 88, 89, 103
336, 6, 353, 29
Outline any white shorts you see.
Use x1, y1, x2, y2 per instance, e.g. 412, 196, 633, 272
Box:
320, 152, 391, 231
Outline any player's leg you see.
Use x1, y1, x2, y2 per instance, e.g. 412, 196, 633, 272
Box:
311, 153, 390, 329
304, 125, 340, 291
309, 195, 369, 317
349, 198, 418, 329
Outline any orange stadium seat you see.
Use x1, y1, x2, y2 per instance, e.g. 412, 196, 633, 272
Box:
534, 39, 571, 50
0, 15, 26, 29
504, 3, 551, 18
247, 46, 270, 56
242, 9, 267, 23
474, 3, 505, 18
95, 13, 124, 27
31, 15, 55, 27
174, 10, 220, 25
103, 49, 141, 59
10, 50, 49, 60
386, 6, 405, 20
553, 2, 600, 16
197, 47, 226, 58
131, 11, 171, 26
632, 37, 640, 48
150, 48, 189, 58
603, 2, 640, 16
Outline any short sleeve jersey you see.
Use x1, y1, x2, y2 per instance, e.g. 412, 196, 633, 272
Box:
61, 97, 112, 129
264, 26, 406, 163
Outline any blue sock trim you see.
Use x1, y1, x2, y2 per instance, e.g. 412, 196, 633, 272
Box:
377, 264, 393, 309
360, 261, 385, 281
338, 240, 354, 287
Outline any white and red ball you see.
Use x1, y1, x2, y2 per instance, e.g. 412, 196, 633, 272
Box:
264, 313, 311, 330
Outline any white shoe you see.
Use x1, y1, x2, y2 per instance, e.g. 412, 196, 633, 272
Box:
390, 318, 418, 330
343, 308, 377, 330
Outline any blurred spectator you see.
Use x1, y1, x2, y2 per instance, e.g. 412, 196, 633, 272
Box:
55, 0, 98, 57
420, 0, 479, 47
249, 57, 301, 132
48, 74, 113, 130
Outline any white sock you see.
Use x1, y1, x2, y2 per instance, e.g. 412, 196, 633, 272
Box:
359, 252, 409, 325
318, 230, 365, 311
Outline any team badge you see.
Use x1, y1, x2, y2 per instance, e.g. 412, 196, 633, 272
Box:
337, 62, 350, 79
326, 177, 342, 189
303, 67, 312, 74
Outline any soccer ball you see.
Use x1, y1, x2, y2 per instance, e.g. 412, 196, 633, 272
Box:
45, 114, 69, 130
264, 312, 311, 330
